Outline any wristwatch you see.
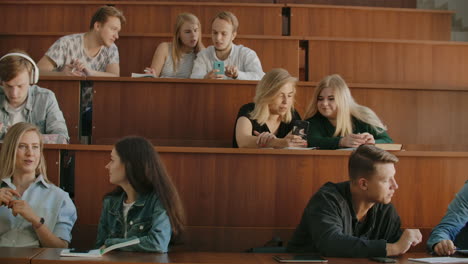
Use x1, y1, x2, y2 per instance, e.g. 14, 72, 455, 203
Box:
33, 217, 45, 229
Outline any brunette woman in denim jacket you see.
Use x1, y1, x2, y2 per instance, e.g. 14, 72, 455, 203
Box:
95, 136, 185, 252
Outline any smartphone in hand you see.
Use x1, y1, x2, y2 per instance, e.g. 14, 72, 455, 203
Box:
213, 61, 225, 75
292, 120, 310, 140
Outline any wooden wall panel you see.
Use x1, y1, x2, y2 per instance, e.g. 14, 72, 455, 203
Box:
308, 39, 468, 87
0, 33, 300, 78
89, 78, 468, 147
37, 80, 81, 144
91, 79, 257, 146
0, 2, 282, 36
43, 148, 61, 186
290, 6, 452, 40
67, 146, 468, 249
118, 3, 282, 36
0, 2, 100, 33
279, 0, 416, 8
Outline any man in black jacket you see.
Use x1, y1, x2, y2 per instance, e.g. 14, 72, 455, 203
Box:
287, 145, 422, 257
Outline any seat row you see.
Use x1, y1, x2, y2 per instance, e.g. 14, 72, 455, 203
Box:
37, 77, 468, 147
42, 144, 468, 250
0, 1, 452, 40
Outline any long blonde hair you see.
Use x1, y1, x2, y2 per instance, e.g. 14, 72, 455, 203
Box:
250, 68, 297, 125
0, 122, 48, 180
171, 13, 204, 72
304, 74, 386, 137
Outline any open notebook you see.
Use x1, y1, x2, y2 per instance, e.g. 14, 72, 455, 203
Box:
60, 238, 140, 257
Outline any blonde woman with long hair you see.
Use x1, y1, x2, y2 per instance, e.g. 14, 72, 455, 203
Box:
233, 68, 307, 148
0, 122, 76, 247
145, 13, 204, 78
303, 74, 392, 149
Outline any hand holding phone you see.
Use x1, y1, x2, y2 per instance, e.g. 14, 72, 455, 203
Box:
213, 61, 225, 75
292, 120, 310, 140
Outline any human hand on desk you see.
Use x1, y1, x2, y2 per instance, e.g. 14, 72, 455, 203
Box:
282, 134, 308, 148
339, 133, 367, 148
143, 67, 156, 76
433, 240, 457, 256
360, 132, 375, 144
387, 229, 422, 256
225, 65, 238, 79
254, 131, 276, 148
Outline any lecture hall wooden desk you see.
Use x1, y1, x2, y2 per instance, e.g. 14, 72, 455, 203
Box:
29, 250, 443, 264
43, 144, 468, 251
0, 247, 44, 264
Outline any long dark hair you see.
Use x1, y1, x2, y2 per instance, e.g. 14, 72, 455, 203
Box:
106, 136, 185, 237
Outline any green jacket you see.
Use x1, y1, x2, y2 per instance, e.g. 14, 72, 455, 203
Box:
305, 113, 393, 149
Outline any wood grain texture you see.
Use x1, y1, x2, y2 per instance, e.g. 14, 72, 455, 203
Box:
0, 1, 282, 35
88, 78, 468, 147
0, 247, 44, 264
37, 79, 81, 144
289, 5, 452, 40
30, 251, 439, 264
0, 33, 301, 78
43, 148, 61, 186
45, 145, 466, 250
308, 38, 468, 87
279, 0, 417, 8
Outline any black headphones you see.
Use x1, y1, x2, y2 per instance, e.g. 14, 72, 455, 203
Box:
0, 52, 39, 84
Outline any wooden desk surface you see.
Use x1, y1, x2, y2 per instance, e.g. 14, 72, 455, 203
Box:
30, 250, 440, 264
0, 247, 44, 264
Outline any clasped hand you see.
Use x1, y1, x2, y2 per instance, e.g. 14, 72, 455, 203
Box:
64, 59, 90, 77
0, 187, 38, 223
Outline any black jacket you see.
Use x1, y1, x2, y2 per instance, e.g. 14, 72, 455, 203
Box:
287, 181, 402, 257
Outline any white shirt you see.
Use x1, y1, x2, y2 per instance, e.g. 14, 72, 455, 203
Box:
5, 102, 26, 128
122, 201, 134, 238
190, 44, 265, 80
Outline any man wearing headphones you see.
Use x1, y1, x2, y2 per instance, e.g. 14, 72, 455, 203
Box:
37, 6, 125, 77
287, 145, 422, 257
0, 50, 69, 141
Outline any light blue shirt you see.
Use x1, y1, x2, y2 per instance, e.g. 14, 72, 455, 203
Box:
0, 85, 69, 141
427, 181, 468, 250
0, 175, 77, 247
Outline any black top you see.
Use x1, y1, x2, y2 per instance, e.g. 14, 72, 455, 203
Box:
232, 102, 301, 148
287, 181, 402, 257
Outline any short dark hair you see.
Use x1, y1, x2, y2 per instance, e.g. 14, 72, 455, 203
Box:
348, 145, 398, 182
89, 6, 126, 30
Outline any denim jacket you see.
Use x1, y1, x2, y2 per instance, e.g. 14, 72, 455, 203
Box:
427, 181, 468, 250
0, 85, 69, 140
95, 191, 172, 253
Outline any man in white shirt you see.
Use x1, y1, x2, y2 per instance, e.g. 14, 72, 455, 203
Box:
190, 11, 265, 80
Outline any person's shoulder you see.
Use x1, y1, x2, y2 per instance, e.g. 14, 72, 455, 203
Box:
235, 44, 257, 54
57, 33, 82, 43
238, 102, 255, 116
198, 46, 214, 56
30, 85, 57, 99
30, 85, 54, 94
305, 113, 325, 123
315, 181, 349, 201
43, 181, 70, 199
